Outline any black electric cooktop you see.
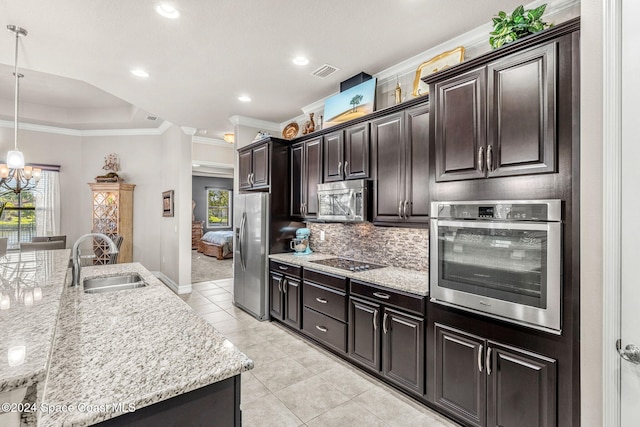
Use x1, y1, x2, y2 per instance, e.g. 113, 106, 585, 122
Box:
309, 257, 385, 272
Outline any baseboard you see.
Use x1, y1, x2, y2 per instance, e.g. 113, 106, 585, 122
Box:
152, 271, 192, 294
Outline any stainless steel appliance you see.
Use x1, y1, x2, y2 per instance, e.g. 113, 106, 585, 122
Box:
233, 193, 269, 320
430, 200, 562, 334
317, 179, 368, 222
309, 257, 385, 272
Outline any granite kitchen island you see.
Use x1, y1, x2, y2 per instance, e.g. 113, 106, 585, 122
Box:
0, 250, 252, 427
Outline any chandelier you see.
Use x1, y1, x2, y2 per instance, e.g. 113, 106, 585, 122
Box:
0, 25, 41, 195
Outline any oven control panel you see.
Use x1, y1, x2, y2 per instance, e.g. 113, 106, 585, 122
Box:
433, 200, 560, 222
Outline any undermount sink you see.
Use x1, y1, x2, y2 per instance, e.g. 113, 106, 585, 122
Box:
83, 273, 147, 294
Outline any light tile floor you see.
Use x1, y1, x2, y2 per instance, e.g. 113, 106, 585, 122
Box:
180, 278, 461, 427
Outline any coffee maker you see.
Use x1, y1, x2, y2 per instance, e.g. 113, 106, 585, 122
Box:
290, 228, 312, 256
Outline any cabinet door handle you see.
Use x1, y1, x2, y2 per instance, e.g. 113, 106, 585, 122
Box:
278, 265, 289, 271
278, 278, 282, 293
315, 297, 328, 304
303, 202, 307, 216
487, 145, 493, 172
398, 200, 403, 219
403, 200, 409, 219
477, 146, 485, 172
373, 309, 378, 330
486, 346, 492, 375
383, 312, 389, 334
337, 161, 342, 177
478, 344, 483, 373
373, 291, 390, 300
344, 161, 349, 176
315, 325, 328, 333
282, 278, 288, 294
247, 173, 251, 185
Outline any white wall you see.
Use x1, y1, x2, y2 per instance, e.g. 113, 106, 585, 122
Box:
580, 0, 604, 425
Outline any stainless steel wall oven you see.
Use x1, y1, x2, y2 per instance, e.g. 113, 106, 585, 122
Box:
430, 200, 562, 334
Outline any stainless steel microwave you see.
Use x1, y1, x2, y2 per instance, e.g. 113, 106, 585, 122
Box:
317, 180, 368, 222
430, 200, 562, 334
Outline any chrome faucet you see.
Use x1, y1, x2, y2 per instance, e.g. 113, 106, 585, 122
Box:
71, 233, 119, 287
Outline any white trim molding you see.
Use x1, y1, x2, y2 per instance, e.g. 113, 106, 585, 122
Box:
192, 136, 234, 148
228, 115, 281, 132
602, 0, 622, 426
152, 271, 192, 295
0, 118, 173, 137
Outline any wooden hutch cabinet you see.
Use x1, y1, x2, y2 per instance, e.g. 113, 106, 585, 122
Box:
89, 182, 135, 263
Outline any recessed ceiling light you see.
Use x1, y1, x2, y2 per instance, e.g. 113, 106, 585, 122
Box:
293, 56, 309, 66
131, 69, 149, 78
238, 95, 251, 102
156, 3, 180, 19
192, 163, 201, 168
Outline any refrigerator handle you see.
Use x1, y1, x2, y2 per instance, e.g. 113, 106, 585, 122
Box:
239, 212, 247, 271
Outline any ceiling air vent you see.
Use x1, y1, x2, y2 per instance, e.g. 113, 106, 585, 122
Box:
146, 115, 158, 121
311, 64, 339, 79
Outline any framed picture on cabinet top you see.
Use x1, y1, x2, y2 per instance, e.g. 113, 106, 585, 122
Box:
162, 190, 174, 217
324, 78, 377, 128
412, 46, 465, 97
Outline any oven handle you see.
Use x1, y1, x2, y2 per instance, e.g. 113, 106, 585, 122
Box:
433, 219, 559, 231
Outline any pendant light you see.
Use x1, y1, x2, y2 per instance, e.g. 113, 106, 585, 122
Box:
0, 25, 41, 195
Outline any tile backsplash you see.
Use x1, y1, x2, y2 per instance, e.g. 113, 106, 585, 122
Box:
306, 223, 428, 271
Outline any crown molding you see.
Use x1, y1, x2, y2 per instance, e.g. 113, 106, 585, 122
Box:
192, 136, 234, 147
0, 119, 173, 137
181, 126, 197, 136
228, 115, 280, 132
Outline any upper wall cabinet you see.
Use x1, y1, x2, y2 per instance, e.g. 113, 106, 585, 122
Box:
323, 122, 370, 182
291, 137, 322, 219
371, 103, 430, 225
432, 40, 558, 182
238, 137, 289, 192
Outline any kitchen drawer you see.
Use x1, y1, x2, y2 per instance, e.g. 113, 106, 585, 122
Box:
303, 281, 347, 322
302, 307, 347, 354
303, 268, 348, 292
350, 280, 425, 316
269, 261, 302, 278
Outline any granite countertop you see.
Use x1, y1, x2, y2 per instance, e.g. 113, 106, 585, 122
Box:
39, 262, 253, 427
0, 250, 71, 394
269, 253, 429, 296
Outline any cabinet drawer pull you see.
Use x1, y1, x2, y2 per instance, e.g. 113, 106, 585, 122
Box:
373, 309, 378, 330
487, 145, 494, 172
315, 325, 328, 333
477, 146, 485, 172
478, 344, 483, 373
315, 297, 328, 304
383, 312, 389, 334
373, 292, 390, 300
278, 265, 289, 271
486, 347, 492, 376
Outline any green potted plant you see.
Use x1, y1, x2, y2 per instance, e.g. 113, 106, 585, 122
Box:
489, 4, 551, 49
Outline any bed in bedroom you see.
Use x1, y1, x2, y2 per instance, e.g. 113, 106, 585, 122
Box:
197, 230, 234, 260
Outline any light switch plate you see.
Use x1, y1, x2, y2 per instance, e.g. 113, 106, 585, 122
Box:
320, 230, 325, 241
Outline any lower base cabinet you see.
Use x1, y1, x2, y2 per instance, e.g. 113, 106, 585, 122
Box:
349, 296, 424, 396
269, 262, 302, 329
434, 323, 557, 427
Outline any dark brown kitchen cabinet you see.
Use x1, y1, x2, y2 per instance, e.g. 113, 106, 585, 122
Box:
349, 297, 381, 371
291, 138, 322, 219
323, 123, 370, 182
371, 104, 430, 224
269, 261, 302, 330
301, 269, 349, 354
238, 142, 270, 190
432, 40, 557, 182
434, 323, 557, 427
349, 281, 426, 397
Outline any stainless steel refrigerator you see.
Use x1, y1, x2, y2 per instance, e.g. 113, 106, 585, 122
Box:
233, 192, 270, 320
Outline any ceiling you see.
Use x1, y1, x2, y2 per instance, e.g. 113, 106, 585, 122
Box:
0, 0, 525, 138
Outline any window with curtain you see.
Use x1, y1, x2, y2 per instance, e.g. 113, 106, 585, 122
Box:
206, 188, 232, 228
0, 169, 60, 250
